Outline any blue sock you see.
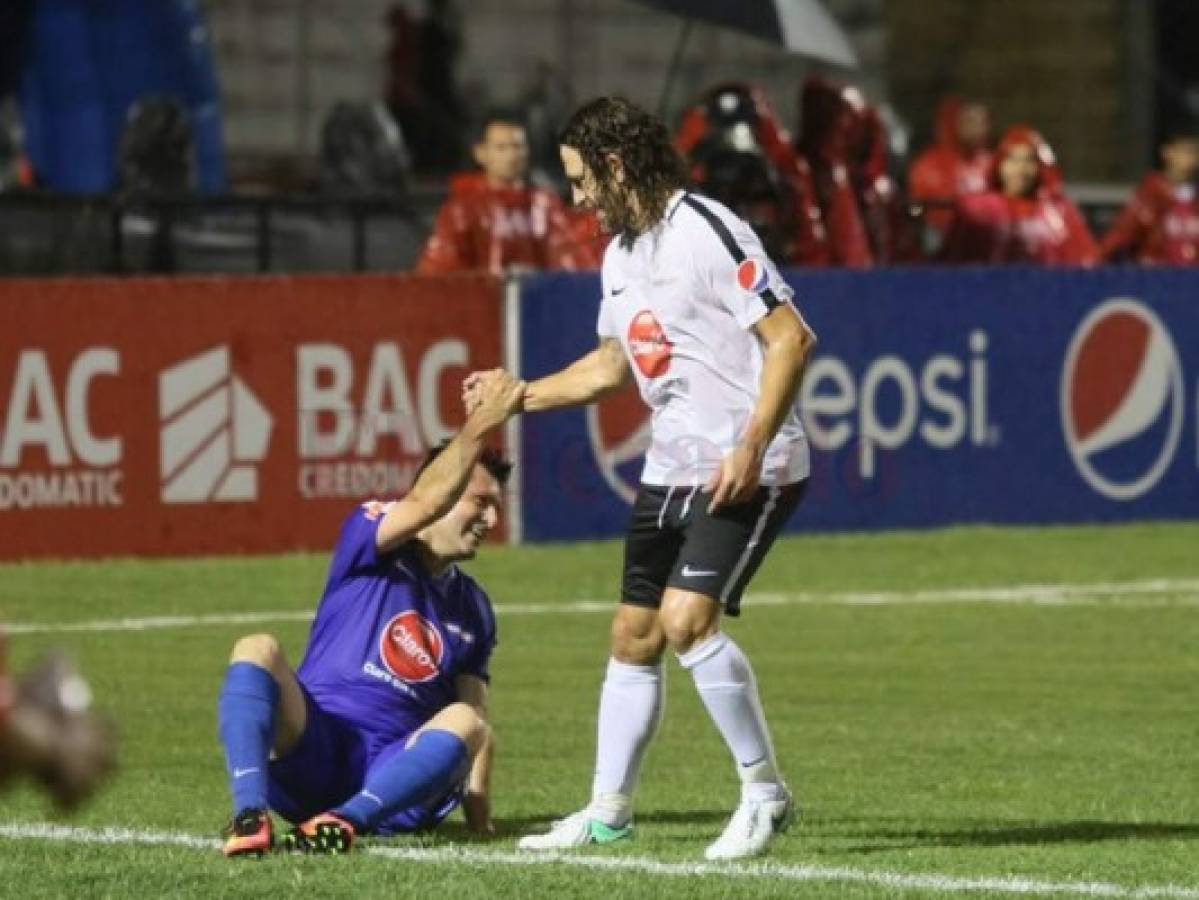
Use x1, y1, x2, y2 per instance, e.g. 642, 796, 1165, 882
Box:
217, 662, 280, 816
335, 730, 469, 831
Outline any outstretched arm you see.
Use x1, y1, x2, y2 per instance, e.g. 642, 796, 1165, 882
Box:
375, 372, 524, 554
523, 337, 631, 411
464, 337, 630, 416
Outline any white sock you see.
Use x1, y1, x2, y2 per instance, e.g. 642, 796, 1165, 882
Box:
679, 633, 786, 803
588, 657, 664, 826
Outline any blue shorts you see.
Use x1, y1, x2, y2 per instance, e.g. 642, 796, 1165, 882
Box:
267, 686, 464, 834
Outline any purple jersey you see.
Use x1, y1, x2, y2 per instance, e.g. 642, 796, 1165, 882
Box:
295, 501, 497, 753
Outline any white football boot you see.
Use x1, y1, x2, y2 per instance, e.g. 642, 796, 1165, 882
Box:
517, 808, 633, 851
704, 787, 795, 861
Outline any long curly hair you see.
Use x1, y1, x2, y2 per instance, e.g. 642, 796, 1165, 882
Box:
559, 97, 687, 247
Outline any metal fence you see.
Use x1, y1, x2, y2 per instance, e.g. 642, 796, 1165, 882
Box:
0, 193, 439, 276
0, 190, 1126, 276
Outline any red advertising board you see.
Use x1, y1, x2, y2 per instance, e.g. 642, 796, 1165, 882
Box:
0, 274, 505, 558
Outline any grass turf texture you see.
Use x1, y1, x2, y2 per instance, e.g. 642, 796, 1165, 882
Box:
0, 522, 1197, 898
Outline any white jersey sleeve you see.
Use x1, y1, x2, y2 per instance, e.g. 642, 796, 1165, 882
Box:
681, 195, 794, 330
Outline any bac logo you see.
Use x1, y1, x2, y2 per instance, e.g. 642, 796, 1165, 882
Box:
627, 310, 673, 379
736, 258, 769, 294
159, 346, 273, 504
1060, 298, 1184, 501
379, 610, 444, 683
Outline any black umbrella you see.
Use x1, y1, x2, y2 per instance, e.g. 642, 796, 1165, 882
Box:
628, 0, 859, 113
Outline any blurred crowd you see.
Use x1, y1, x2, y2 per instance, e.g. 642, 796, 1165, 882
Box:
407, 78, 1198, 274
0, 0, 1196, 274
676, 80, 1198, 269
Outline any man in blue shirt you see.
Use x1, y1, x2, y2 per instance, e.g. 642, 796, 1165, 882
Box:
218, 371, 524, 856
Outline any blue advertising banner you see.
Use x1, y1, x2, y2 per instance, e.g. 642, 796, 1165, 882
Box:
517, 268, 1199, 542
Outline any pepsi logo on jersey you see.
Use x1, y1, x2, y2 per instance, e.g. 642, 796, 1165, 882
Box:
736, 259, 769, 294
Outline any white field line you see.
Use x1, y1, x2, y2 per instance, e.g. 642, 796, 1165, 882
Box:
4, 577, 1199, 637
0, 822, 1196, 899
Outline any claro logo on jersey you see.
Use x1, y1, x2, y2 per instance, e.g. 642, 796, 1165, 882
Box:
627, 310, 673, 379
1061, 298, 1185, 501
159, 347, 273, 503
379, 611, 444, 683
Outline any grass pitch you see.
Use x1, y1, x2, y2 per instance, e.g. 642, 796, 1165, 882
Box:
0, 522, 1197, 898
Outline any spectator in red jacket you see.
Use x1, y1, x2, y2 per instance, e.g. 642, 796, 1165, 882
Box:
797, 76, 917, 266
1101, 124, 1199, 265
908, 97, 992, 246
677, 82, 829, 265
851, 102, 921, 265
797, 76, 873, 267
417, 110, 601, 273
940, 125, 1098, 265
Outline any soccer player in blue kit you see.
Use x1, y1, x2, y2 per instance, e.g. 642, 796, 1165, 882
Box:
217, 371, 524, 856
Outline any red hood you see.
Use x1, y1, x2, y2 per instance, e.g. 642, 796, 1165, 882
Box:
929, 96, 990, 162
798, 76, 889, 181
798, 75, 863, 163
990, 125, 1063, 196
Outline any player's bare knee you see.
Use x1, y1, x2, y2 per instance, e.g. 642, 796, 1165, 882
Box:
438, 702, 488, 754
229, 633, 283, 669
661, 620, 699, 653
465, 715, 491, 757
660, 590, 720, 653
660, 609, 718, 655
610, 605, 664, 664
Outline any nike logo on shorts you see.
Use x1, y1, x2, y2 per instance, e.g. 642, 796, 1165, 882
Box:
612, 286, 626, 295
233, 767, 260, 778
681, 564, 719, 578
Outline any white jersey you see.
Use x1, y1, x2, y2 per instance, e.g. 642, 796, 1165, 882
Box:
598, 190, 810, 488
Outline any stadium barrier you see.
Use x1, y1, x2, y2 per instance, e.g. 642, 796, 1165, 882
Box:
517, 268, 1199, 540
0, 274, 505, 558
2, 267, 1196, 559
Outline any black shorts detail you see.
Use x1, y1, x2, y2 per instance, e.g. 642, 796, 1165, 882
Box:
621, 480, 805, 617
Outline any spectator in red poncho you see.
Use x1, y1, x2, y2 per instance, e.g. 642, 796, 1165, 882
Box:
1101, 124, 1199, 265
677, 82, 829, 265
908, 97, 992, 247
940, 125, 1098, 265
417, 110, 601, 273
797, 75, 873, 267
850, 101, 921, 264
797, 77, 917, 266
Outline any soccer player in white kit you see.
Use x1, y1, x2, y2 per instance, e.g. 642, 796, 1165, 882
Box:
467, 96, 816, 860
